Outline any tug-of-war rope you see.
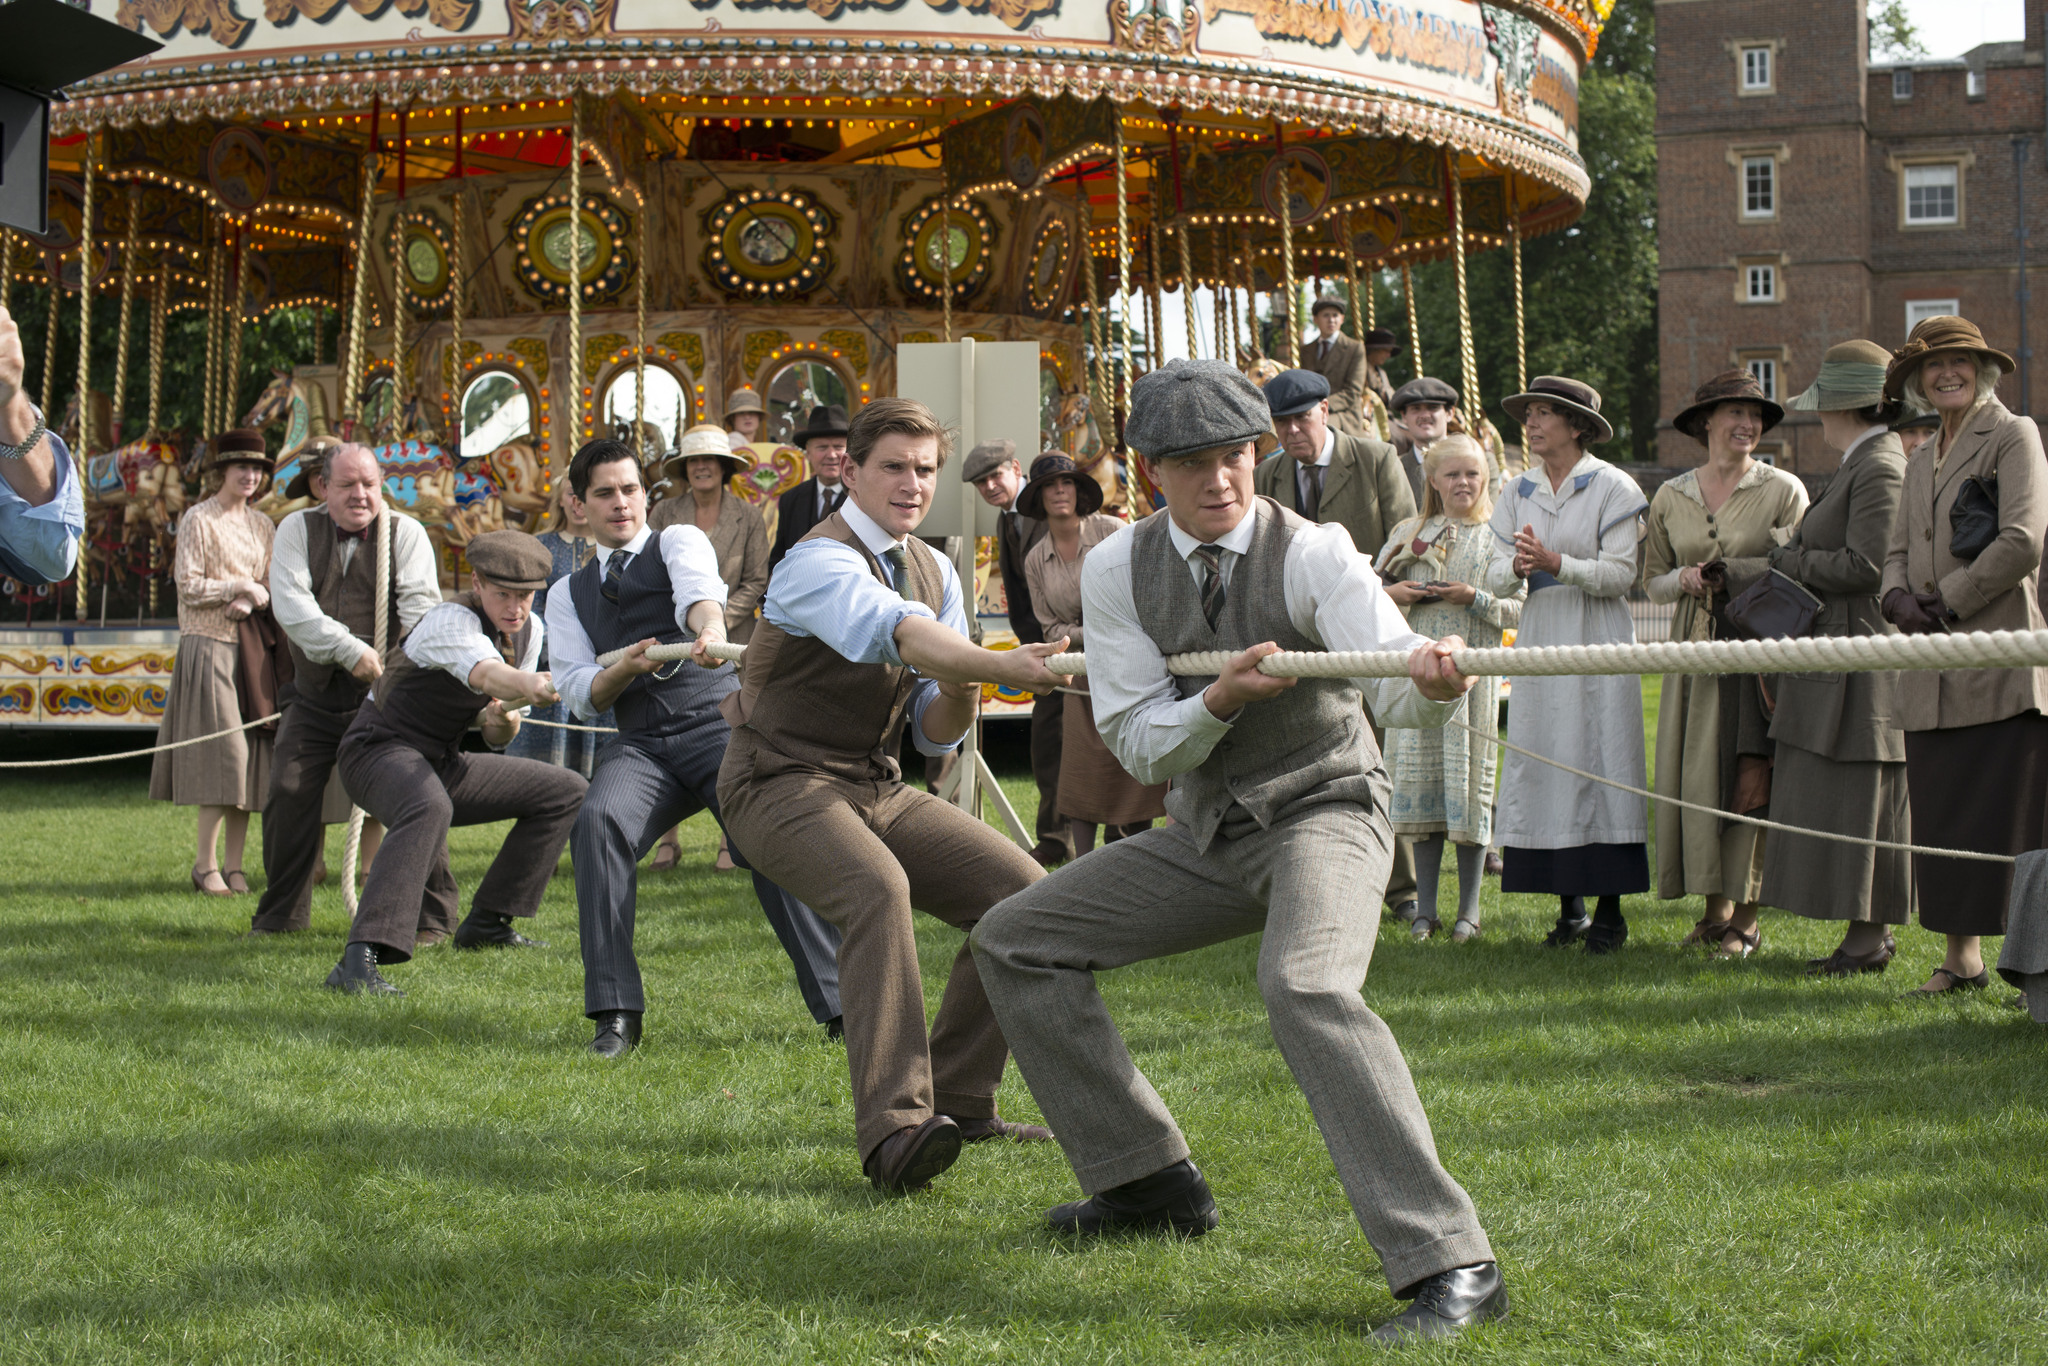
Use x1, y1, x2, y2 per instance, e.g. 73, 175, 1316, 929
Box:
16, 629, 2048, 866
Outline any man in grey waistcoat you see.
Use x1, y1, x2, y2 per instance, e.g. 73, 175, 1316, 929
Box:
547, 438, 844, 1057
972, 359, 1507, 1345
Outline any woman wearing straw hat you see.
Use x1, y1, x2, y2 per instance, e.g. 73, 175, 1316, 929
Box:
1645, 371, 1808, 959
151, 430, 278, 897
1486, 377, 1651, 953
1018, 452, 1166, 858
1717, 341, 1914, 974
1879, 315, 2048, 994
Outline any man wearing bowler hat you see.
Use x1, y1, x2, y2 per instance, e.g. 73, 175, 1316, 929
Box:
963, 436, 1068, 866
769, 403, 851, 571
1254, 367, 1420, 920
1297, 296, 1371, 438
972, 359, 1506, 1344
325, 529, 588, 996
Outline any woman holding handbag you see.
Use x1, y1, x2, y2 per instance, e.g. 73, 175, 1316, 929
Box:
1717, 341, 1914, 974
1644, 372, 1809, 958
1879, 315, 2048, 994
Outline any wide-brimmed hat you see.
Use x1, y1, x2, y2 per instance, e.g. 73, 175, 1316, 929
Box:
961, 437, 1019, 485
204, 428, 274, 472
282, 435, 349, 500
1883, 314, 2017, 402
1310, 295, 1348, 318
724, 387, 767, 420
1672, 369, 1784, 441
793, 403, 850, 444
1364, 327, 1400, 356
1264, 368, 1331, 419
1125, 359, 1281, 463
1390, 376, 1460, 415
1788, 340, 1893, 413
1015, 452, 1104, 520
665, 422, 753, 479
1502, 375, 1614, 445
465, 529, 552, 592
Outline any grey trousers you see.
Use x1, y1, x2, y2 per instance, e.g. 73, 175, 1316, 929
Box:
972, 803, 1494, 1295
572, 740, 843, 1024
338, 737, 587, 962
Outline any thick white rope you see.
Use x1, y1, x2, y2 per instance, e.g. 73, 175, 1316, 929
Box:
339, 508, 393, 915
0, 712, 278, 768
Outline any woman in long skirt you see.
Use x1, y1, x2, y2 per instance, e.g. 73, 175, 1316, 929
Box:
150, 430, 277, 895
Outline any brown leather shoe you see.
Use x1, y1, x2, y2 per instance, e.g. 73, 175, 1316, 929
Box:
863, 1116, 962, 1193
1807, 933, 1895, 977
950, 1114, 1053, 1143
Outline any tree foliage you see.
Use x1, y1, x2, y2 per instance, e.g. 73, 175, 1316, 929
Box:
1869, 0, 1927, 61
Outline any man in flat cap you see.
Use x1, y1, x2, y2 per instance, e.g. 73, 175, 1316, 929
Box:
972, 358, 1507, 1345
964, 436, 1068, 866
252, 441, 448, 940
718, 397, 1072, 1194
1388, 376, 1464, 508
1297, 296, 1372, 439
324, 529, 588, 996
1364, 327, 1401, 413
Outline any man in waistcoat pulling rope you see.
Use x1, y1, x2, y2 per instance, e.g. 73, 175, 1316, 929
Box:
325, 531, 588, 995
253, 443, 450, 941
715, 398, 1072, 1193
548, 437, 844, 1057
971, 359, 1508, 1345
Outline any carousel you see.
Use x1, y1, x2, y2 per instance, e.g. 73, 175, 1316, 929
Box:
0, 0, 1604, 729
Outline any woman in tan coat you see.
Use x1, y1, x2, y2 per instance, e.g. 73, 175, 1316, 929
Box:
1645, 372, 1809, 958
647, 422, 770, 871
1880, 315, 2048, 993
150, 430, 277, 895
1020, 452, 1165, 857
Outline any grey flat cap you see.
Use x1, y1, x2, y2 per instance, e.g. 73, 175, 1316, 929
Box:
466, 530, 553, 592
1125, 359, 1281, 463
960, 437, 1018, 484
1264, 368, 1331, 418
1389, 376, 1461, 413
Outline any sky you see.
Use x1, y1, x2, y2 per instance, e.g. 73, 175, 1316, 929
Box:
1888, 0, 2024, 59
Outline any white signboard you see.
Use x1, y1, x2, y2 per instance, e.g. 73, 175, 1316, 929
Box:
895, 339, 1039, 542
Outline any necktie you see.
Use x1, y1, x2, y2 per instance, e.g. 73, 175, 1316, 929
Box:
1321, 338, 1331, 359
602, 548, 628, 604
1191, 544, 1226, 631
1300, 464, 1325, 522
821, 484, 843, 519
496, 631, 517, 666
881, 545, 916, 601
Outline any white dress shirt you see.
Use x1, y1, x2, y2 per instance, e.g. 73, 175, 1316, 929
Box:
404, 598, 545, 682
269, 509, 443, 667
816, 480, 844, 520
762, 494, 966, 756
543, 522, 729, 721
1079, 510, 1454, 786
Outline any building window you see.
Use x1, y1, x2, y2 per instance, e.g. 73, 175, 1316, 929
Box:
1745, 264, 1778, 302
1741, 45, 1773, 92
1742, 156, 1775, 219
1746, 358, 1779, 401
1753, 442, 1784, 467
1906, 298, 1960, 336
1967, 68, 1987, 98
1893, 69, 1913, 100
1905, 163, 1960, 225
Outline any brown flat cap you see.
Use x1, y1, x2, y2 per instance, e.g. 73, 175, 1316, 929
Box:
465, 530, 553, 592
1884, 314, 2017, 402
961, 437, 1018, 484
1672, 369, 1784, 441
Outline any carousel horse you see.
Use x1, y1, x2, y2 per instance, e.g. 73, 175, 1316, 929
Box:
59, 390, 115, 457
244, 367, 333, 461
1052, 390, 1152, 518
84, 433, 187, 533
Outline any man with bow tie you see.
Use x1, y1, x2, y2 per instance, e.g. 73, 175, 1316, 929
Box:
251, 442, 450, 940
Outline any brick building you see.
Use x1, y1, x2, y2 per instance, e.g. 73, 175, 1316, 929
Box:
1656, 0, 2048, 471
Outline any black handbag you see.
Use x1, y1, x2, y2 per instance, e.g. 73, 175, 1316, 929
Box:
1950, 475, 2001, 560
1718, 567, 1823, 641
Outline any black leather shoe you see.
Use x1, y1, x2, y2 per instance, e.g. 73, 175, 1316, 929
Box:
1542, 914, 1591, 948
824, 1015, 844, 1040
1583, 920, 1629, 955
1370, 1262, 1509, 1344
950, 1114, 1054, 1143
452, 910, 548, 950
1027, 838, 1069, 868
590, 1011, 642, 1058
324, 942, 402, 996
1046, 1159, 1218, 1238
864, 1116, 963, 1193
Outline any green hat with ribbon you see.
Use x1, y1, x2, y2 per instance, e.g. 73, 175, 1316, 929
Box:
1788, 340, 1892, 412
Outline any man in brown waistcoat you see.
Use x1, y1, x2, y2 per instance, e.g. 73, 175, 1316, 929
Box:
324, 531, 588, 996
973, 360, 1506, 1344
252, 443, 449, 939
716, 397, 1072, 1192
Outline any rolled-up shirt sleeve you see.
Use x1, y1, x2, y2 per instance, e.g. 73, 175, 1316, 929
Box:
404, 601, 502, 683
658, 524, 729, 632
0, 431, 83, 585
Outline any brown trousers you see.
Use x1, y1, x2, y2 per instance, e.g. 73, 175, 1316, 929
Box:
718, 731, 1043, 1161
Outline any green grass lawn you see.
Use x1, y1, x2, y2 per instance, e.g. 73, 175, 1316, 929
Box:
3, 704, 2045, 1365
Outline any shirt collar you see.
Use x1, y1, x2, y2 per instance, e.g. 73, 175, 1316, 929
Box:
613, 524, 653, 557
1845, 424, 1889, 466
1314, 428, 1334, 466
1166, 502, 1257, 561
839, 492, 907, 556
